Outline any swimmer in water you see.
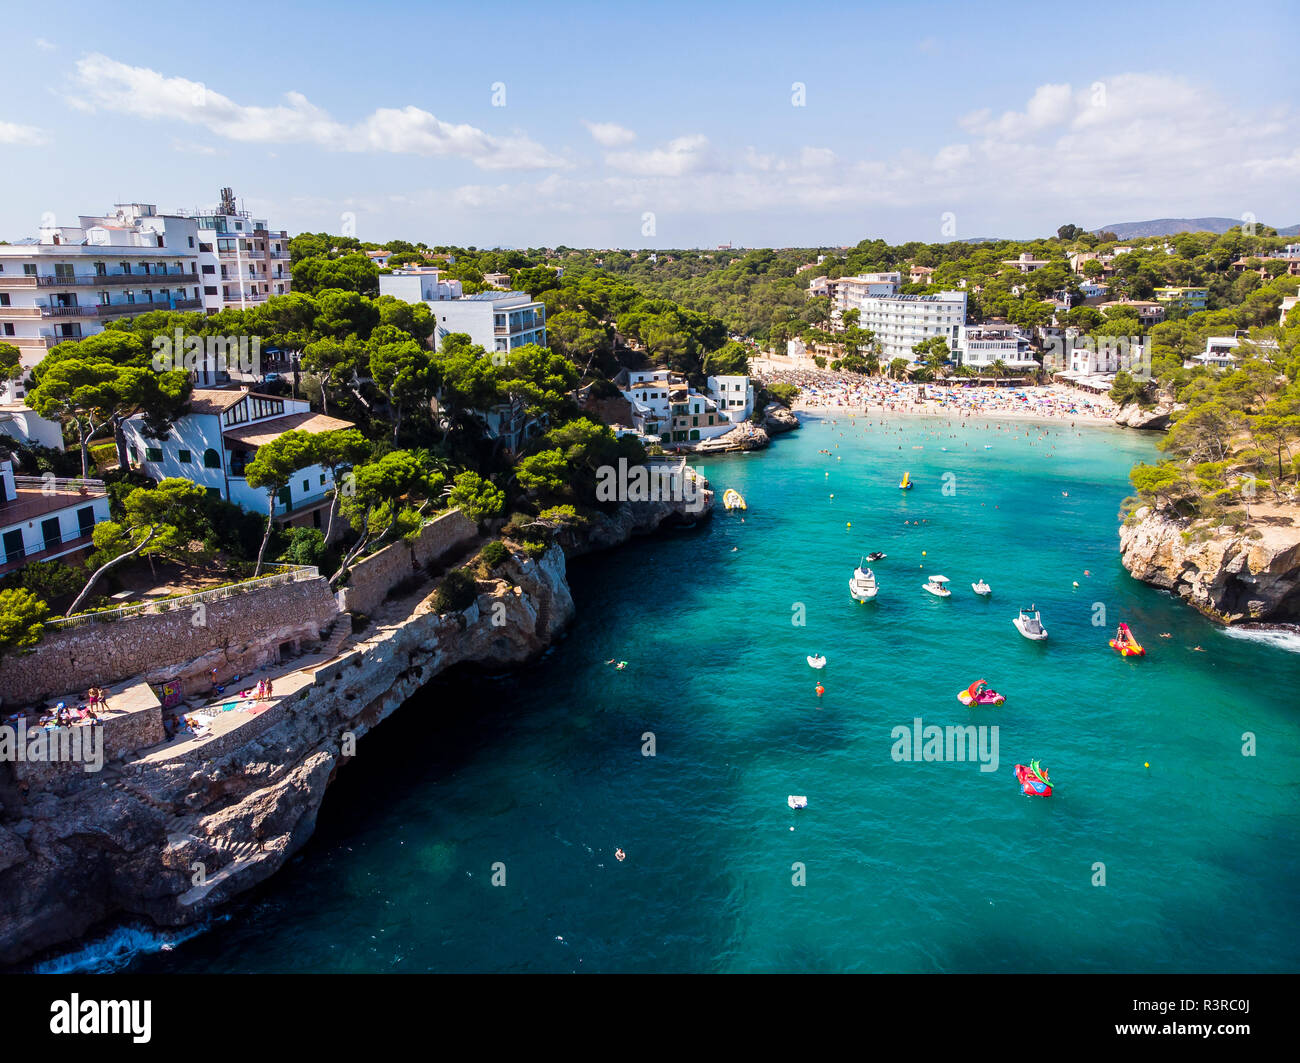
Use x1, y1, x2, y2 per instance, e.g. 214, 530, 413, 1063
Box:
615, 848, 626, 862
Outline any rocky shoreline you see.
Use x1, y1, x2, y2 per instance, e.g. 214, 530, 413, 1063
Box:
0, 490, 707, 967
1119, 504, 1300, 624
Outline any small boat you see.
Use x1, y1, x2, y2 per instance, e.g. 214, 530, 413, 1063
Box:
1013, 607, 1048, 641
722, 489, 746, 511
922, 574, 952, 597
972, 579, 992, 596
866, 551, 887, 562
1109, 622, 1146, 657
899, 471, 913, 490
787, 795, 808, 809
849, 560, 878, 602
807, 654, 827, 669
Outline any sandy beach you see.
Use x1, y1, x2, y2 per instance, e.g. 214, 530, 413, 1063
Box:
760, 365, 1118, 425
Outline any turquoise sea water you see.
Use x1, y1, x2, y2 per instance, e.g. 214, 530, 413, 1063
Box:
56, 415, 1300, 973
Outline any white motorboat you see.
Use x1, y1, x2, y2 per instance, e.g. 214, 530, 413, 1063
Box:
922, 574, 952, 597
807, 654, 827, 669
972, 579, 992, 596
1013, 606, 1048, 641
849, 560, 878, 601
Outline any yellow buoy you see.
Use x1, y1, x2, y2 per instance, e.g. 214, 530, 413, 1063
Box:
846, 522, 851, 528
922, 550, 927, 556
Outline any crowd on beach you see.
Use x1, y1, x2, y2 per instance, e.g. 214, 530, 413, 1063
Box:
760, 368, 1117, 423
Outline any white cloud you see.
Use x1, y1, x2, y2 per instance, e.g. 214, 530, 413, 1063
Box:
34, 37, 56, 52
582, 120, 636, 146
171, 138, 221, 156
960, 82, 1074, 138
69, 53, 567, 170
0, 120, 48, 146
605, 134, 713, 177
432, 74, 1298, 235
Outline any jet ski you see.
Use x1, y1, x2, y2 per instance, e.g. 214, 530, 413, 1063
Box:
866, 551, 887, 562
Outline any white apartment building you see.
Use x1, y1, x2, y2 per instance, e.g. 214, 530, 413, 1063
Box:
1002, 252, 1050, 273
1280, 295, 1299, 326
177, 190, 291, 312
378, 273, 547, 352
0, 402, 63, 450
833, 273, 902, 311
616, 368, 742, 443
844, 291, 968, 363
378, 268, 463, 305
706, 375, 754, 423
0, 452, 111, 576
0, 203, 203, 403
431, 291, 547, 353
121, 388, 354, 531
957, 325, 1038, 370
1192, 335, 1282, 369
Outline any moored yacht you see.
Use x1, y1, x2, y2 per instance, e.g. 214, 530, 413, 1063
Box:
849, 559, 878, 601
1013, 606, 1048, 641
922, 574, 952, 597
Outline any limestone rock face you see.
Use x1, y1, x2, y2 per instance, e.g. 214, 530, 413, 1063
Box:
1119, 506, 1300, 623
1113, 402, 1175, 430
0, 494, 707, 966
763, 404, 801, 434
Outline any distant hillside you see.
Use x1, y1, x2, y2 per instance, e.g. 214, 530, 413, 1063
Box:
1094, 217, 1300, 239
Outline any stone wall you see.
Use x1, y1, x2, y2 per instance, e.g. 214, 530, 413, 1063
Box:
12, 705, 164, 784
0, 578, 340, 708
336, 508, 478, 616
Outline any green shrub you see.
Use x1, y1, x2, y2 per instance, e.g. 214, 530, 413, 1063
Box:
480, 540, 509, 568
767, 381, 799, 406
432, 568, 479, 613
16, 560, 84, 601
279, 527, 328, 568
522, 540, 548, 559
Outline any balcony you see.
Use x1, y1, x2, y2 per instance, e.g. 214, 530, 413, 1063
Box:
1, 477, 106, 528
0, 528, 96, 577
34, 273, 194, 288
40, 298, 203, 319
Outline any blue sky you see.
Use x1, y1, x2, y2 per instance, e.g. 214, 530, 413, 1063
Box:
3, 0, 1297, 248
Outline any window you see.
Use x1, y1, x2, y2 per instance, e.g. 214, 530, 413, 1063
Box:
145, 447, 163, 462
178, 449, 192, 464
203, 448, 221, 468
320, 474, 326, 486
206, 487, 220, 498
188, 237, 195, 248
0, 294, 8, 307
302, 479, 309, 492
23, 264, 37, 276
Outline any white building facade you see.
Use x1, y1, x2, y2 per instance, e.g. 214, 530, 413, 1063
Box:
0, 454, 111, 575
0, 203, 204, 403
846, 291, 968, 363
121, 388, 354, 529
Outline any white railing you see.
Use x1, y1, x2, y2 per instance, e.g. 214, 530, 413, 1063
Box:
48, 563, 320, 628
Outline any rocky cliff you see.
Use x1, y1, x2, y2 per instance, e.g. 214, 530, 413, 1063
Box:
0, 490, 707, 966
1113, 402, 1176, 430
763, 404, 801, 434
1119, 503, 1300, 623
